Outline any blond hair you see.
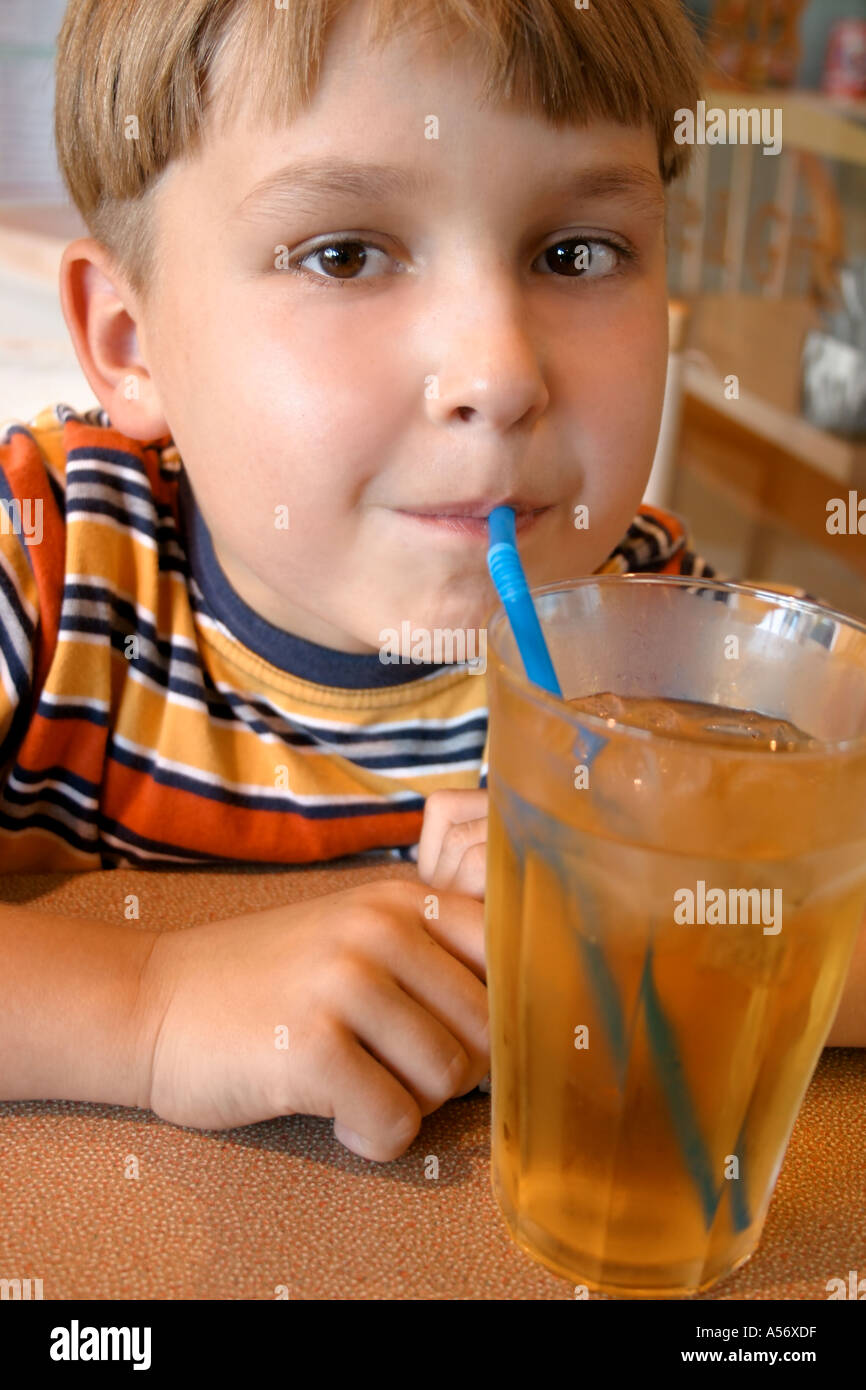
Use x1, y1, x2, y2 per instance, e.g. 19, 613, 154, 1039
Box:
54, 0, 703, 301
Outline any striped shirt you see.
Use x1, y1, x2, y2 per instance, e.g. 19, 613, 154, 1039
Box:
0, 402, 720, 870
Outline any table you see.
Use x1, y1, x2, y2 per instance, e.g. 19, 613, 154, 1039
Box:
1, 862, 863, 1300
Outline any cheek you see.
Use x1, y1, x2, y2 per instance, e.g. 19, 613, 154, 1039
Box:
563, 305, 669, 496
582, 292, 668, 411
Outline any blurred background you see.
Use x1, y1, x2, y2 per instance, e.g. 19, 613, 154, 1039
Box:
0, 0, 865, 614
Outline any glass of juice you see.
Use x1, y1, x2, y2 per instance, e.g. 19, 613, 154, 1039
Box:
485, 573, 866, 1298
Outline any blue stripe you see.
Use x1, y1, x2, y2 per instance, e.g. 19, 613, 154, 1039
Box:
44, 465, 66, 516
2, 779, 96, 821
65, 496, 161, 542
10, 761, 101, 795
66, 444, 150, 477
32, 658, 488, 759
66, 465, 156, 503
55, 578, 489, 747
0, 704, 33, 780
35, 698, 110, 727
106, 735, 426, 817
67, 467, 179, 525
0, 808, 97, 856
0, 571, 34, 687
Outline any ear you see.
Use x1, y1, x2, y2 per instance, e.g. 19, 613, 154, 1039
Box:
58, 237, 170, 440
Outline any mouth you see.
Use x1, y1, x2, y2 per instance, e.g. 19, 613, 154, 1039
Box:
395, 501, 555, 541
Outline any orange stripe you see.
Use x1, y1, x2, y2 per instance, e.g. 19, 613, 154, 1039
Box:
102, 759, 423, 863
637, 502, 686, 548
17, 710, 108, 781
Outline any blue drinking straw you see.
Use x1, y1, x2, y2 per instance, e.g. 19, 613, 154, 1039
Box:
486, 507, 563, 697
486, 506, 730, 1232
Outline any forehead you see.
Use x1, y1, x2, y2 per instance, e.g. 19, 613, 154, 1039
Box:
201, 1, 661, 176
159, 3, 663, 233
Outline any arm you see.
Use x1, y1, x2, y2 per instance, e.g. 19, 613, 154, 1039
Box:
824, 907, 866, 1047
0, 900, 160, 1107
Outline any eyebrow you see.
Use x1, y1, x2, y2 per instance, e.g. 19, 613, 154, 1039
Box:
232, 157, 665, 223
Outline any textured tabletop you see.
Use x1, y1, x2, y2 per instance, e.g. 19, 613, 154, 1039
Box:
1, 862, 863, 1301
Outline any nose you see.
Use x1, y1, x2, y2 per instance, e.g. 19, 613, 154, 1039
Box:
420, 269, 550, 433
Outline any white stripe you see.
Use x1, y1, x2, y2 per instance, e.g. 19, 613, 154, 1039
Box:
63, 576, 201, 655
205, 681, 488, 755
121, 661, 209, 710
117, 665, 486, 759
631, 513, 675, 556
63, 575, 202, 661
0, 545, 38, 626
369, 755, 484, 779
66, 457, 149, 489
67, 478, 157, 527
65, 575, 157, 627
0, 794, 96, 840
6, 768, 98, 810
59, 606, 203, 674
111, 730, 420, 806
65, 509, 157, 551
38, 688, 110, 714
0, 573, 34, 676
0, 648, 21, 706
56, 629, 111, 648
304, 730, 486, 761
98, 829, 205, 865
206, 670, 486, 740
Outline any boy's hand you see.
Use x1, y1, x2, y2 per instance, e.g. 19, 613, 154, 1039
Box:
415, 789, 488, 900
139, 879, 488, 1162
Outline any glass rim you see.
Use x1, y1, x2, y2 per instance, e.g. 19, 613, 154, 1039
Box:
485, 573, 866, 760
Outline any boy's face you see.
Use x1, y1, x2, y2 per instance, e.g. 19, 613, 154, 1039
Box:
77, 2, 670, 656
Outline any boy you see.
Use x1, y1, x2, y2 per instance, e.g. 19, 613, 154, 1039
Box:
1, 0, 862, 1164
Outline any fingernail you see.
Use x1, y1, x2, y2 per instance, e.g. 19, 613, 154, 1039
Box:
339, 1127, 368, 1153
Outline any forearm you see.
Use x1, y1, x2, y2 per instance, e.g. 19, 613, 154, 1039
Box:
0, 900, 160, 1107
825, 907, 866, 1047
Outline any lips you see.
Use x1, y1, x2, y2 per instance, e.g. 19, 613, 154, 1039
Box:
396, 505, 554, 540
399, 498, 550, 519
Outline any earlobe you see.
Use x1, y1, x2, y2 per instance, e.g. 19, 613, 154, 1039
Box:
57, 236, 170, 440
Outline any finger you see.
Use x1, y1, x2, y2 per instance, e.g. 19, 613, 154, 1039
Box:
427, 816, 487, 892
327, 1038, 423, 1162
416, 789, 489, 883
410, 883, 487, 982
341, 972, 487, 1119
447, 840, 487, 901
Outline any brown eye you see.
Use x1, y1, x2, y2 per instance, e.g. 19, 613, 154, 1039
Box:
291, 238, 392, 284
538, 238, 620, 278
316, 242, 367, 278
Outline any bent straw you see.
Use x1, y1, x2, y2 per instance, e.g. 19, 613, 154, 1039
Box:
486, 506, 726, 1230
